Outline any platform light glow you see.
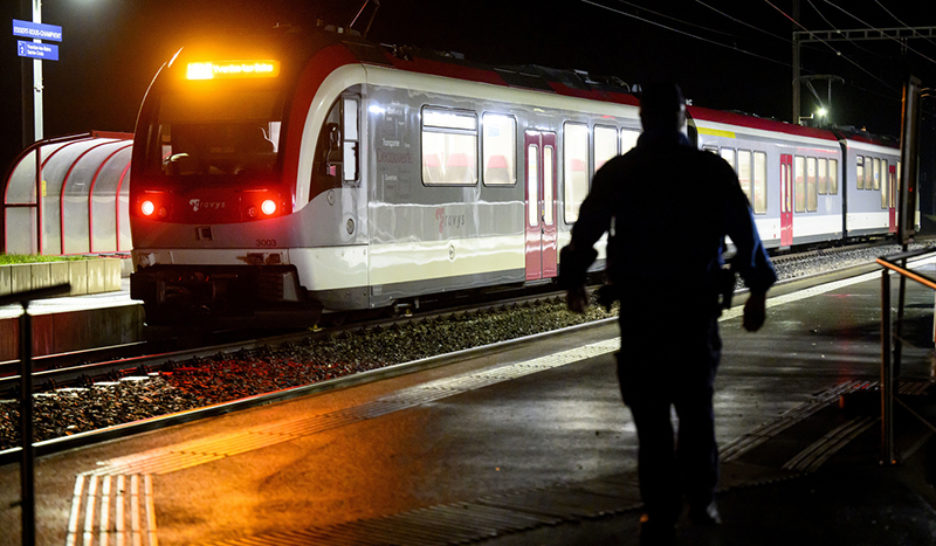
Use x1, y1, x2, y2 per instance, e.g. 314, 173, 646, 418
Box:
186, 60, 280, 80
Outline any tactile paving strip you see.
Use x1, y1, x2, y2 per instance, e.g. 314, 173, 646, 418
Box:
720, 380, 877, 462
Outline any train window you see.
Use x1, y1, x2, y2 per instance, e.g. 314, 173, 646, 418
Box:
865, 156, 873, 190
720, 149, 736, 172
422, 108, 478, 185
753, 151, 767, 214
873, 157, 882, 191
482, 114, 517, 186
794, 156, 806, 213
527, 145, 539, 227
312, 97, 350, 195
343, 98, 359, 182
882, 160, 889, 209
856, 156, 865, 190
544, 146, 555, 225
829, 159, 838, 194
737, 150, 752, 202
148, 90, 283, 177
889, 162, 896, 208
621, 129, 639, 154
564, 123, 589, 223
594, 125, 618, 173
896, 161, 901, 208
806, 157, 817, 212
817, 158, 828, 195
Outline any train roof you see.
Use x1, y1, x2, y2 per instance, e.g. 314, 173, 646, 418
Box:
688, 106, 839, 142
175, 24, 894, 146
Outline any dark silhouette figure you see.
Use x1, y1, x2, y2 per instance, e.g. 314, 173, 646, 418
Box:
559, 83, 776, 544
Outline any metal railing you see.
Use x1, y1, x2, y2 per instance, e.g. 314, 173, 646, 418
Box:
876, 247, 936, 466
0, 283, 71, 546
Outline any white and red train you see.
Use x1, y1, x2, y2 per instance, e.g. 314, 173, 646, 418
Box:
129, 27, 910, 324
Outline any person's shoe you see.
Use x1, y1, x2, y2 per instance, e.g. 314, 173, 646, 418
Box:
639, 513, 676, 545
688, 501, 722, 526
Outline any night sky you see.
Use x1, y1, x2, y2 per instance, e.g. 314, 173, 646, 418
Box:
2, 0, 936, 175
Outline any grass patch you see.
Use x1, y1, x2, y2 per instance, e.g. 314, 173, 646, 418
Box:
0, 254, 88, 265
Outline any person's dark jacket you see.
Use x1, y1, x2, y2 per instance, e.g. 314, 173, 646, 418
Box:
560, 129, 776, 316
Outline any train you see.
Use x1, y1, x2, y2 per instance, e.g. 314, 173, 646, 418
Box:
128, 25, 912, 325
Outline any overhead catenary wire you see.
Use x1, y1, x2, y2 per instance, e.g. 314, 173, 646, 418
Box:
693, 0, 790, 43
614, 0, 734, 37
581, 0, 789, 68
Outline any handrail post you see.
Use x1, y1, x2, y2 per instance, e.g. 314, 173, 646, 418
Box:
880, 269, 897, 465
0, 284, 72, 546
19, 300, 35, 546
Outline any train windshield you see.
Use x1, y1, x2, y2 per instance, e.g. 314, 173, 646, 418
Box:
146, 89, 284, 178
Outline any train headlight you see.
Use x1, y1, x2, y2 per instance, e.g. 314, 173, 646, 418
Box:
141, 200, 156, 216
261, 199, 277, 216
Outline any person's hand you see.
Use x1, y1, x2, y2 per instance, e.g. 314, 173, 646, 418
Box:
742, 291, 767, 332
566, 285, 588, 314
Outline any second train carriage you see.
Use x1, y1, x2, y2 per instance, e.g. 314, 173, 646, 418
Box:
129, 27, 907, 324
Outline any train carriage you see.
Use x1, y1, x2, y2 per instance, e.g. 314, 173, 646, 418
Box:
690, 107, 845, 249
841, 136, 900, 238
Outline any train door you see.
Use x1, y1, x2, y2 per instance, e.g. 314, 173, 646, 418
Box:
780, 154, 793, 246
524, 131, 558, 280
888, 164, 897, 233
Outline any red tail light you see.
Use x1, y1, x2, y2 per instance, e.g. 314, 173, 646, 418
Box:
137, 192, 168, 218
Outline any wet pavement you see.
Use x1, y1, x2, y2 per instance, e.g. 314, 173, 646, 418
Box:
2, 261, 936, 545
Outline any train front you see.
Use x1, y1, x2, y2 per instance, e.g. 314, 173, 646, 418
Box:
130, 36, 336, 326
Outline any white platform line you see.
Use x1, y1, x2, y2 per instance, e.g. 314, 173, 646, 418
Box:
115, 475, 126, 546
144, 475, 159, 546
130, 475, 142, 546
65, 475, 86, 546
82, 475, 98, 546
100, 475, 111, 546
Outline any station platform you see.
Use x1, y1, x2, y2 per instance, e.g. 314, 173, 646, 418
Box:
2, 262, 936, 545
0, 278, 142, 363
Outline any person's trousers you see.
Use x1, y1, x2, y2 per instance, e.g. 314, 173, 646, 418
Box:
617, 314, 721, 524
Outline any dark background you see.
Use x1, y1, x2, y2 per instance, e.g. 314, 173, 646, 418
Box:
2, 0, 936, 186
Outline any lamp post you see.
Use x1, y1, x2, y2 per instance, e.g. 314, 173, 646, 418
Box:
31, 0, 44, 141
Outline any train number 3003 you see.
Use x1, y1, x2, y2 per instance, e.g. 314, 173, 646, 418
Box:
256, 239, 277, 247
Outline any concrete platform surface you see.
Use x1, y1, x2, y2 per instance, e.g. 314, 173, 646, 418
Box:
2, 263, 936, 545
0, 278, 141, 361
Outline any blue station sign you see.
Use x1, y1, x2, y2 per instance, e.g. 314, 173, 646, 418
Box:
17, 40, 59, 61
12, 19, 63, 42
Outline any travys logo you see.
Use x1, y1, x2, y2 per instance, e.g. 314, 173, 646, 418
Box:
189, 199, 226, 212
435, 207, 466, 234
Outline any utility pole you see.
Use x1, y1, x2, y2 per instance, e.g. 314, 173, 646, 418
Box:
792, 0, 800, 124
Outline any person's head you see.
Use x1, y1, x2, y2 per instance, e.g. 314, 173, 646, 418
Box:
639, 82, 686, 132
